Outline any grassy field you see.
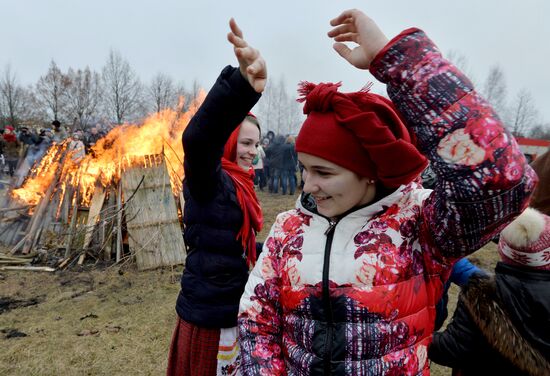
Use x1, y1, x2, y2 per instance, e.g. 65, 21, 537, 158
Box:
0, 190, 499, 375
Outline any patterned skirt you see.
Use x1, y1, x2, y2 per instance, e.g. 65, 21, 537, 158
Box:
167, 318, 240, 376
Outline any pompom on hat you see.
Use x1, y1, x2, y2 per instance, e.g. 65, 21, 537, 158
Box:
498, 208, 550, 271
295, 82, 428, 188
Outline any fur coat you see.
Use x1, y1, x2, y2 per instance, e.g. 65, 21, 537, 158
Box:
429, 266, 550, 376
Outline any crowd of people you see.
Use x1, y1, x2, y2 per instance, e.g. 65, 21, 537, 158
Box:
251, 131, 300, 195
0, 120, 108, 186
168, 7, 549, 376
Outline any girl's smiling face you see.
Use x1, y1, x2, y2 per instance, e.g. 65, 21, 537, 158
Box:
299, 152, 376, 219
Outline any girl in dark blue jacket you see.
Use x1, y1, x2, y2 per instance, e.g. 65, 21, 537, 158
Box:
167, 19, 266, 376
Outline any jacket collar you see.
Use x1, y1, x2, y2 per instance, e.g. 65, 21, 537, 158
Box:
496, 262, 550, 281
296, 181, 421, 223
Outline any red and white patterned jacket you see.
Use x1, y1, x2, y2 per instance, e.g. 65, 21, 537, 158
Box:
238, 28, 537, 376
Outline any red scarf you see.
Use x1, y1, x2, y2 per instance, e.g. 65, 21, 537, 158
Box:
222, 126, 263, 268
3, 133, 16, 143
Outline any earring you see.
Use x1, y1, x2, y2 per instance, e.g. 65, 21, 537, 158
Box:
367, 179, 375, 184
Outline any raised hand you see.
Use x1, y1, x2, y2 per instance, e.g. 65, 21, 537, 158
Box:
327, 9, 389, 70
227, 18, 267, 93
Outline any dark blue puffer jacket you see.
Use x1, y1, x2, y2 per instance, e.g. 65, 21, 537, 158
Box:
176, 65, 261, 328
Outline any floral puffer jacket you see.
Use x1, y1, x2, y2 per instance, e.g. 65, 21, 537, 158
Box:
238, 28, 537, 375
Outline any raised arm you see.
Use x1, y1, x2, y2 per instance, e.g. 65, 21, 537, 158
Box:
182, 19, 266, 201
328, 9, 537, 260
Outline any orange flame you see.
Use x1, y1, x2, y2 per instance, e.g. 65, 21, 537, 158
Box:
12, 92, 206, 207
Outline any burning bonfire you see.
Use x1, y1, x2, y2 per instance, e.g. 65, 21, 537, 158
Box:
0, 94, 205, 270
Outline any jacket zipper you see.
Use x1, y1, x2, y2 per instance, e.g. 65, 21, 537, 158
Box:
323, 219, 337, 375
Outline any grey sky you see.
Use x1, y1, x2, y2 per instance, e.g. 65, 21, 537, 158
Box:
2, 0, 549, 123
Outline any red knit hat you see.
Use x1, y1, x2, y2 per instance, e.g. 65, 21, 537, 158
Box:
295, 82, 427, 188
498, 208, 550, 271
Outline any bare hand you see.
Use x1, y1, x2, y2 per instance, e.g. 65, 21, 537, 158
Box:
328, 9, 389, 70
227, 18, 267, 93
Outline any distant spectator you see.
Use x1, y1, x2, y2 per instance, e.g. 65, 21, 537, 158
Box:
252, 142, 267, 191
265, 135, 285, 193
85, 126, 102, 152
1, 126, 22, 176
260, 137, 271, 188
51, 120, 68, 143
68, 133, 85, 163
36, 129, 53, 157
18, 126, 39, 146
280, 135, 298, 195
14, 126, 45, 186
265, 130, 275, 143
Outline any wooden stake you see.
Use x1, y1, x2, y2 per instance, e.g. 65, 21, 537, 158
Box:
116, 183, 123, 263
21, 149, 70, 254
81, 185, 106, 250
64, 191, 79, 258
9, 234, 29, 255
0, 205, 33, 214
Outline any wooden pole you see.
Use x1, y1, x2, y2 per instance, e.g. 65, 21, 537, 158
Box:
0, 266, 55, 272
116, 183, 123, 263
21, 180, 56, 254
9, 234, 29, 255
20, 148, 71, 254
81, 185, 106, 250
64, 191, 79, 259
0, 205, 33, 214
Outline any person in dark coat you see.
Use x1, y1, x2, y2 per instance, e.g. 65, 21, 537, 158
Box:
167, 18, 266, 376
265, 134, 285, 193
280, 135, 298, 195
429, 207, 550, 376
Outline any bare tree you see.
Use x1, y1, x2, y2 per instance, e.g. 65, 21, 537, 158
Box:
148, 72, 176, 113
21, 85, 48, 123
189, 79, 201, 102
286, 97, 303, 135
509, 89, 539, 137
482, 65, 508, 120
258, 78, 274, 134
257, 76, 303, 135
174, 81, 188, 110
0, 64, 26, 127
446, 50, 477, 85
530, 123, 550, 140
64, 67, 102, 130
35, 60, 70, 123
274, 77, 289, 134
101, 49, 142, 124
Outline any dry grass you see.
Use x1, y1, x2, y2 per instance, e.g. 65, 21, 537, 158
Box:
0, 190, 499, 375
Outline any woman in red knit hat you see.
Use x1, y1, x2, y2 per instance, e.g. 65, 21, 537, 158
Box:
237, 8, 537, 375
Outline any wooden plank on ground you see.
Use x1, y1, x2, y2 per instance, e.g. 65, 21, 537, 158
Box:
121, 155, 186, 270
